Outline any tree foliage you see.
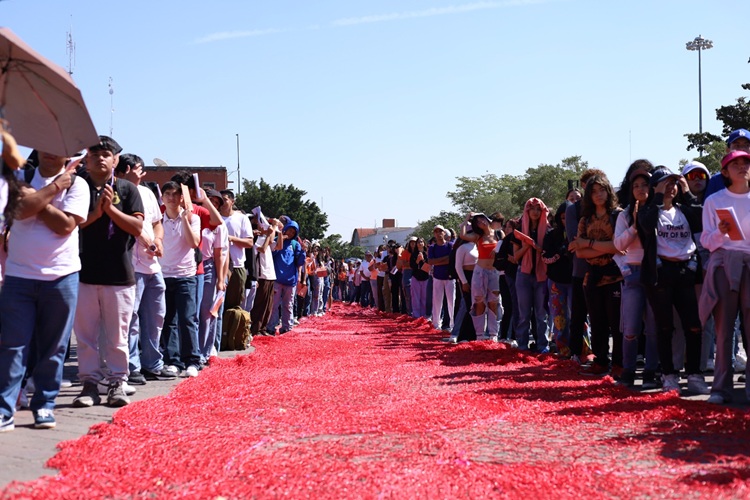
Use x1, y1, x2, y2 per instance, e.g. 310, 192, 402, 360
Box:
318, 233, 366, 260
444, 156, 588, 224
411, 210, 464, 241
685, 84, 750, 151
235, 178, 329, 240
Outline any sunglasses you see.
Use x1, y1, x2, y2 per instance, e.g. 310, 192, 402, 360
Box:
685, 170, 708, 181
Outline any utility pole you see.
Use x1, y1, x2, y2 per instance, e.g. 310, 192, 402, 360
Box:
108, 77, 114, 136
236, 133, 241, 196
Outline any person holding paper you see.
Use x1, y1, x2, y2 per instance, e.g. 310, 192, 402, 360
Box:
158, 182, 201, 378
249, 219, 277, 337
0, 150, 88, 432
700, 150, 750, 404
513, 198, 549, 352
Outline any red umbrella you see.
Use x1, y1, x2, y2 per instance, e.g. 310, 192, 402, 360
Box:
0, 27, 98, 157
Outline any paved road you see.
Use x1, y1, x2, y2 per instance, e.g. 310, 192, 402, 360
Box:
0, 343, 253, 489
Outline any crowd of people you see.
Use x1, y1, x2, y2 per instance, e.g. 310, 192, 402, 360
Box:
333, 129, 750, 406
0, 126, 749, 434
0, 132, 317, 432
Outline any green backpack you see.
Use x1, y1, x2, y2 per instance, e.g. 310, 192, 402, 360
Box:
221, 307, 252, 351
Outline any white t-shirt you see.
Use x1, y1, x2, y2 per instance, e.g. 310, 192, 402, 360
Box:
200, 223, 229, 263
5, 170, 89, 281
359, 259, 372, 279
160, 209, 201, 278
132, 185, 162, 275
254, 233, 277, 280
701, 188, 750, 253
455, 242, 478, 285
656, 206, 696, 260
223, 211, 253, 268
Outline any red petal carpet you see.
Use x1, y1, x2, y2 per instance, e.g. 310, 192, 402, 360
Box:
3, 303, 749, 499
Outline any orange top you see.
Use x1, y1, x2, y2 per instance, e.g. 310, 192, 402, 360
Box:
477, 241, 497, 259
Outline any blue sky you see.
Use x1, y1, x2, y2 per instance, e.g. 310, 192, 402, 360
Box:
2, 0, 749, 240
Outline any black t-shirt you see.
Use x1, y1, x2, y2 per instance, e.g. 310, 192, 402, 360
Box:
79, 176, 144, 286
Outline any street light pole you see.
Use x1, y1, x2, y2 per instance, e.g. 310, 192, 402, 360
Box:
236, 133, 241, 196
685, 35, 713, 155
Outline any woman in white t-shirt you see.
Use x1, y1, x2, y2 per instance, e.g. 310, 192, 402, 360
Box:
700, 150, 750, 404
639, 167, 708, 395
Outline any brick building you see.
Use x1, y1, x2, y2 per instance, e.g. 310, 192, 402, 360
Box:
141, 165, 230, 192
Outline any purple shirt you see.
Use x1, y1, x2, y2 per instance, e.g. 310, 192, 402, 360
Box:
428, 241, 454, 280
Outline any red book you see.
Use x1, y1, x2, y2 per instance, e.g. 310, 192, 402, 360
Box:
716, 207, 746, 241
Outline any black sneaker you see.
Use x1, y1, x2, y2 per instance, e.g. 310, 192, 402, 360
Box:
141, 368, 177, 381
72, 382, 101, 408
616, 370, 636, 388
641, 371, 659, 390
33, 409, 56, 429
128, 370, 147, 385
0, 414, 14, 433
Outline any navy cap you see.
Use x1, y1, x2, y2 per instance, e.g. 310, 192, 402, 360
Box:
727, 129, 750, 146
649, 167, 680, 187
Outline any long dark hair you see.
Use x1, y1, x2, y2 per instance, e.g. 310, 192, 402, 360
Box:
581, 175, 618, 220
617, 159, 654, 209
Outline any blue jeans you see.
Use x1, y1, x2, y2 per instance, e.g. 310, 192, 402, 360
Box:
360, 281, 372, 307
410, 278, 429, 318
129, 272, 166, 373
322, 275, 331, 312
311, 276, 323, 315
402, 269, 413, 316
198, 259, 219, 362
620, 266, 658, 373
515, 272, 548, 351
161, 276, 200, 370
0, 273, 78, 417
268, 282, 296, 332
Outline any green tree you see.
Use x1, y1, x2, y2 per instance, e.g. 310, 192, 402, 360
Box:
685, 83, 750, 152
448, 173, 521, 220
318, 233, 366, 260
235, 178, 329, 240
511, 156, 588, 212
680, 140, 725, 174
411, 210, 464, 241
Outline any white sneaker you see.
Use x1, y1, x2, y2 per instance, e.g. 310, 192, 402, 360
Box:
662, 374, 681, 393
60, 379, 73, 388
734, 352, 747, 371
163, 365, 180, 377
184, 366, 199, 378
490, 336, 499, 343
209, 346, 218, 357
686, 374, 710, 395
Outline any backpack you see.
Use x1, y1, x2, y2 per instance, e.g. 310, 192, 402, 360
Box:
220, 306, 252, 350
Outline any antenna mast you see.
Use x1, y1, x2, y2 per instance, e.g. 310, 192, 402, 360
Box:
66, 18, 75, 76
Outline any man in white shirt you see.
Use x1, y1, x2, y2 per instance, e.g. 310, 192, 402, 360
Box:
219, 190, 254, 311
250, 217, 278, 337
159, 181, 201, 377
0, 151, 88, 432
116, 154, 173, 382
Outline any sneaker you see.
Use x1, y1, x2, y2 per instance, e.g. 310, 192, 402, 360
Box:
734, 355, 747, 372
72, 382, 101, 408
128, 370, 147, 385
705, 358, 715, 372
60, 379, 73, 388
97, 380, 136, 396
163, 365, 180, 377
33, 409, 56, 429
616, 370, 636, 388
490, 336, 499, 343
641, 371, 659, 390
107, 382, 131, 407
610, 365, 624, 381
706, 393, 726, 405
0, 414, 14, 433
579, 363, 609, 377
441, 336, 458, 344
686, 374, 710, 395
661, 374, 681, 393
184, 365, 199, 378
739, 374, 747, 383
141, 367, 177, 381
